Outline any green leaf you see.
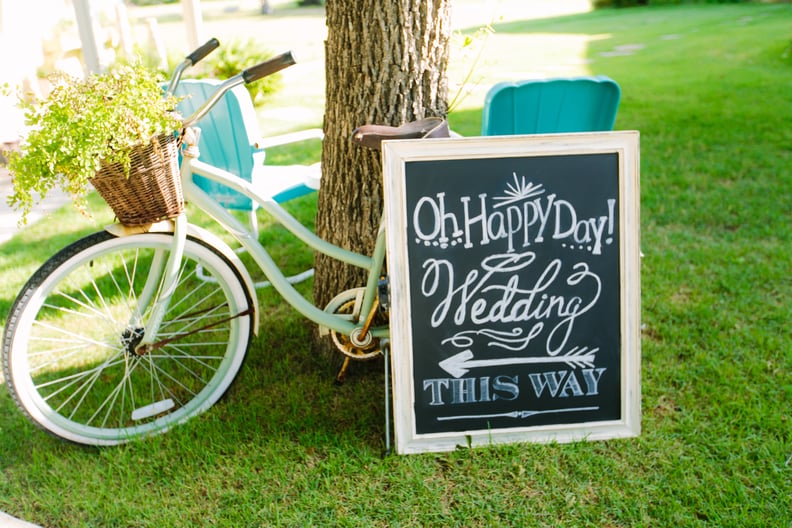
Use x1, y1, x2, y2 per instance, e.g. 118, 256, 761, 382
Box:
6, 61, 183, 224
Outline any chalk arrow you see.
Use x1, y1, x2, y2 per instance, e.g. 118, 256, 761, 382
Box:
438, 347, 598, 378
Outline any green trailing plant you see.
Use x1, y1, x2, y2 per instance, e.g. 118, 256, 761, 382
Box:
448, 23, 495, 112
6, 62, 182, 223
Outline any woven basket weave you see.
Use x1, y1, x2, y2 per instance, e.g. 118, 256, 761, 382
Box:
90, 134, 183, 226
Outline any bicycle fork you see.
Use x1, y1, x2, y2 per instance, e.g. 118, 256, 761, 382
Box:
130, 214, 188, 355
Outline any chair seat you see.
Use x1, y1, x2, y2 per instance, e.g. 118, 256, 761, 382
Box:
253, 162, 321, 203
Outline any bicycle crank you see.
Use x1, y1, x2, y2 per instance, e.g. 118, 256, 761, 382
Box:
322, 288, 388, 383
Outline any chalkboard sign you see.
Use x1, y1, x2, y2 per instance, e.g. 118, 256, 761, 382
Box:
383, 132, 640, 454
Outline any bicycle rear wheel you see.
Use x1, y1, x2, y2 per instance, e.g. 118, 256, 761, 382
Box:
2, 230, 254, 446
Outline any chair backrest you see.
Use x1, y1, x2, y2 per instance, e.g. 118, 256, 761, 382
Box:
481, 76, 621, 136
173, 79, 263, 210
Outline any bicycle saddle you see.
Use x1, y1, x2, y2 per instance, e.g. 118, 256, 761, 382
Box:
351, 117, 449, 150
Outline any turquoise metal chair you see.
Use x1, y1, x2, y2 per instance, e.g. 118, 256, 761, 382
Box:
172, 79, 322, 235
481, 76, 621, 136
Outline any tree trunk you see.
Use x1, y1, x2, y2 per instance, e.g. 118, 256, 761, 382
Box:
314, 0, 451, 314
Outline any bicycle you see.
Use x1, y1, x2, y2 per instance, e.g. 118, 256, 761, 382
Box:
1, 40, 448, 447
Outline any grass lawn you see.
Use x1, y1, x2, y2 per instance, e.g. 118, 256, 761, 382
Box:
1, 2, 791, 526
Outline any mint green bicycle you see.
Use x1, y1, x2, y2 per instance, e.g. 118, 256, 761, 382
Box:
2, 42, 447, 446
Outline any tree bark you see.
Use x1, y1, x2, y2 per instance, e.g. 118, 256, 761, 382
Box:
314, 0, 451, 313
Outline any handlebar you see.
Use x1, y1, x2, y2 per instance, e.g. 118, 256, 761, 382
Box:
242, 51, 296, 84
181, 51, 297, 128
187, 37, 220, 66
165, 38, 222, 96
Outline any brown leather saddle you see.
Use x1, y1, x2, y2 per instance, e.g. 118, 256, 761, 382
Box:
350, 117, 450, 150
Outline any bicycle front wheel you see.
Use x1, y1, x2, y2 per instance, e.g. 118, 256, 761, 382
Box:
2, 230, 254, 446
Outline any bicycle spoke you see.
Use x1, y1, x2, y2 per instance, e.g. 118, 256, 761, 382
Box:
146, 359, 199, 399
116, 247, 142, 309
54, 355, 125, 420
140, 355, 184, 408
89, 356, 137, 428
154, 346, 217, 385
27, 339, 88, 356
35, 356, 125, 397
28, 327, 117, 376
41, 301, 105, 322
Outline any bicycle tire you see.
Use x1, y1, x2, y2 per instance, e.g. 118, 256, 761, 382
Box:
2, 230, 254, 446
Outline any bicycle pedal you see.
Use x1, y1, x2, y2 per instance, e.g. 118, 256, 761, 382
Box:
378, 277, 390, 312
334, 357, 351, 385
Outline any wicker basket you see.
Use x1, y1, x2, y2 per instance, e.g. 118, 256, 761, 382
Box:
90, 134, 183, 226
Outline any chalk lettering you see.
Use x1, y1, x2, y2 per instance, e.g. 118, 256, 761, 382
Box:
581, 367, 607, 395
528, 369, 607, 398
460, 194, 490, 249
410, 176, 616, 255
492, 375, 519, 401
423, 378, 449, 406
421, 254, 601, 355
422, 375, 520, 406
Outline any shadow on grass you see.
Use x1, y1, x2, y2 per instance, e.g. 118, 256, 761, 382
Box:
0, 309, 387, 464
0, 194, 115, 288
0, 189, 384, 457
0, 388, 44, 459
234, 319, 387, 447
0, 227, 107, 323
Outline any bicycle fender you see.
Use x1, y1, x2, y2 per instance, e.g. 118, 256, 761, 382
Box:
104, 220, 260, 336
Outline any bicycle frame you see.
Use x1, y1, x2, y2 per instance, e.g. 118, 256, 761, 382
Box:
3, 40, 403, 447
174, 138, 389, 339
135, 50, 389, 351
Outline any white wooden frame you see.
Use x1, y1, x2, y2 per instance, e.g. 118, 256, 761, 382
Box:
382, 131, 641, 455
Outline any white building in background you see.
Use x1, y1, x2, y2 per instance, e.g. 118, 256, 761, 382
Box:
0, 0, 132, 143
0, 0, 203, 143
0, 0, 64, 142
0, 0, 81, 143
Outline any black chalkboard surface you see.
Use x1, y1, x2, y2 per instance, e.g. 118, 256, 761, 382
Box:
383, 132, 640, 454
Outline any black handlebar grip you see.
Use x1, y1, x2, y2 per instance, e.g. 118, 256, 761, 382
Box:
242, 51, 296, 84
186, 38, 220, 65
